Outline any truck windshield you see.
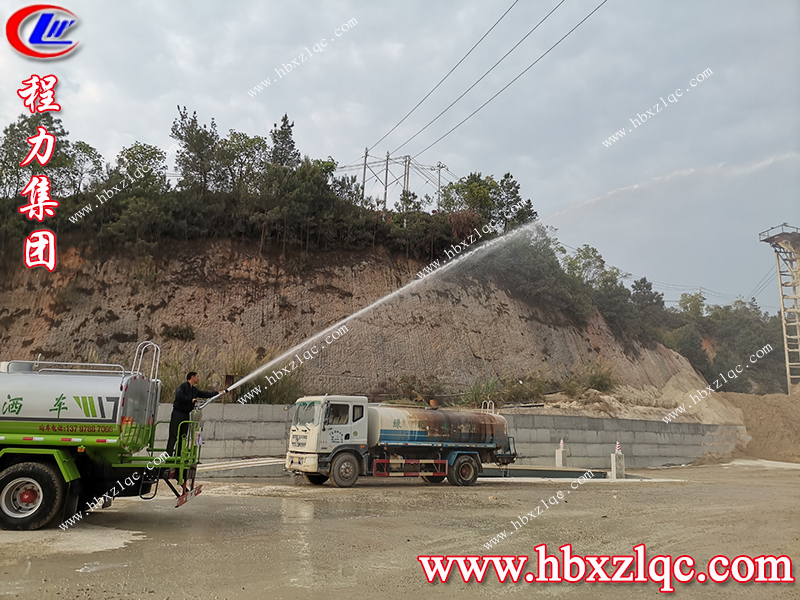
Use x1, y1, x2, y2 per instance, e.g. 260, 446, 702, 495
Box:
293, 401, 319, 427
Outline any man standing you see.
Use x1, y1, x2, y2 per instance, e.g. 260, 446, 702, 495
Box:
167, 372, 225, 456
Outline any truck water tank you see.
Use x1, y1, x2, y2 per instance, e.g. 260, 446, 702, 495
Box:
0, 364, 159, 454
366, 404, 509, 448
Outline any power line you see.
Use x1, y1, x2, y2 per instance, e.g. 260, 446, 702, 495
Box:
392, 0, 567, 155
368, 0, 520, 153
413, 0, 609, 159
751, 270, 777, 300
745, 265, 775, 300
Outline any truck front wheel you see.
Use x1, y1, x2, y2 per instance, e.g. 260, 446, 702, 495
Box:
330, 453, 359, 488
0, 462, 66, 531
447, 455, 479, 486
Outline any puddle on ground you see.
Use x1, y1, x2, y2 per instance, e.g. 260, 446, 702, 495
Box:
76, 561, 129, 573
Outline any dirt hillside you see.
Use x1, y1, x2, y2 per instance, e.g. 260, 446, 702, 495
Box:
0, 240, 770, 434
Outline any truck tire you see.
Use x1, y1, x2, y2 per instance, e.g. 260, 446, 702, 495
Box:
0, 462, 66, 531
303, 473, 329, 485
330, 453, 359, 488
446, 455, 479, 487
420, 475, 446, 484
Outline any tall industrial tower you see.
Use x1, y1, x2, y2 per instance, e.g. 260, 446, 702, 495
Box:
759, 223, 800, 395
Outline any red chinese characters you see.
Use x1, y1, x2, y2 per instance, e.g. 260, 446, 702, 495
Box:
24, 230, 57, 271
17, 75, 61, 113
17, 74, 63, 271
19, 176, 58, 221
20, 126, 56, 167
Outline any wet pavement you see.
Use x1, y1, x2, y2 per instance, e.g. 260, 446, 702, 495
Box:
0, 461, 797, 599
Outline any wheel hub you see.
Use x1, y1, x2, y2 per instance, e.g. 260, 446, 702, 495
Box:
339, 462, 353, 479
1, 477, 44, 519
19, 489, 37, 504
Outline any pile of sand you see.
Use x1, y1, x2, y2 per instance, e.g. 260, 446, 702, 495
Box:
722, 390, 800, 463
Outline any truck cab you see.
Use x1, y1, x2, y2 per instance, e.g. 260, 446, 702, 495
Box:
285, 395, 369, 487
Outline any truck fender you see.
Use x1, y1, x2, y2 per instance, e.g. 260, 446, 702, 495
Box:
444, 451, 483, 473
0, 448, 81, 483
327, 445, 369, 475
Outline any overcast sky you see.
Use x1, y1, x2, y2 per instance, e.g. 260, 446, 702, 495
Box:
2, 0, 798, 311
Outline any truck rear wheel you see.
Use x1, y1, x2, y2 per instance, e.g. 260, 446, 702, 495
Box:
0, 462, 66, 531
303, 473, 329, 485
420, 475, 446, 484
330, 453, 359, 488
447, 455, 479, 487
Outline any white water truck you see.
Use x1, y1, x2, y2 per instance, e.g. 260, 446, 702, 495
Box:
285, 396, 517, 487
0, 342, 203, 530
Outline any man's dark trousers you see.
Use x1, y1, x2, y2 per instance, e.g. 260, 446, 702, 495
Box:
167, 410, 191, 456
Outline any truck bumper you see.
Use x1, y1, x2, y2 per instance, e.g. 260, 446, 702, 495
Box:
286, 452, 319, 473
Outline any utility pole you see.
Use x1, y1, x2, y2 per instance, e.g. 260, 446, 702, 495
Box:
402, 156, 410, 199
361, 147, 368, 202
436, 161, 446, 211
383, 152, 389, 212
402, 156, 411, 228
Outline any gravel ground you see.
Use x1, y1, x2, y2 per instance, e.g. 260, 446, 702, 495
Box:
0, 460, 797, 600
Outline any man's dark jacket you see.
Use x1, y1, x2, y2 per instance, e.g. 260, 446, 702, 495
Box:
173, 381, 216, 413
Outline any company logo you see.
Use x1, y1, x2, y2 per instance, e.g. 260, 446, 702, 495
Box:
73, 395, 119, 421
6, 5, 78, 59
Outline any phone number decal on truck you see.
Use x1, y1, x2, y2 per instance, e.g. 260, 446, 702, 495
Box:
37, 424, 118, 433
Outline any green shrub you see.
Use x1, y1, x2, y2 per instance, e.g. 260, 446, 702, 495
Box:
458, 377, 500, 407
162, 323, 195, 341
585, 361, 615, 392
558, 361, 617, 398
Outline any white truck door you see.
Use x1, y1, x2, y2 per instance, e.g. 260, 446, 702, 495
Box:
320, 400, 367, 451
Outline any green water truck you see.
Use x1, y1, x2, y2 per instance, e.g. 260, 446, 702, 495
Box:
0, 341, 203, 530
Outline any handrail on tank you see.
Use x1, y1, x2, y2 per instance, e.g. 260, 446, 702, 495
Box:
480, 400, 495, 414
131, 341, 162, 432
28, 358, 125, 376
131, 341, 161, 381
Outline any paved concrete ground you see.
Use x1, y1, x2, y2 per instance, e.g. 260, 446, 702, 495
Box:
0, 460, 797, 599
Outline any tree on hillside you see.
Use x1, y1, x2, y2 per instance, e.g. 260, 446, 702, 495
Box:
678, 291, 706, 321
441, 172, 534, 232
663, 323, 711, 375
705, 299, 784, 393
170, 106, 220, 197
563, 245, 614, 286
64, 141, 104, 196
631, 277, 668, 341
269, 114, 301, 169
115, 142, 170, 195
496, 173, 536, 230
215, 130, 271, 199
440, 172, 498, 224
0, 113, 72, 198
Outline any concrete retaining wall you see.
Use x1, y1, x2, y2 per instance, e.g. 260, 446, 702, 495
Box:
504, 414, 749, 469
156, 405, 749, 471
155, 404, 289, 460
